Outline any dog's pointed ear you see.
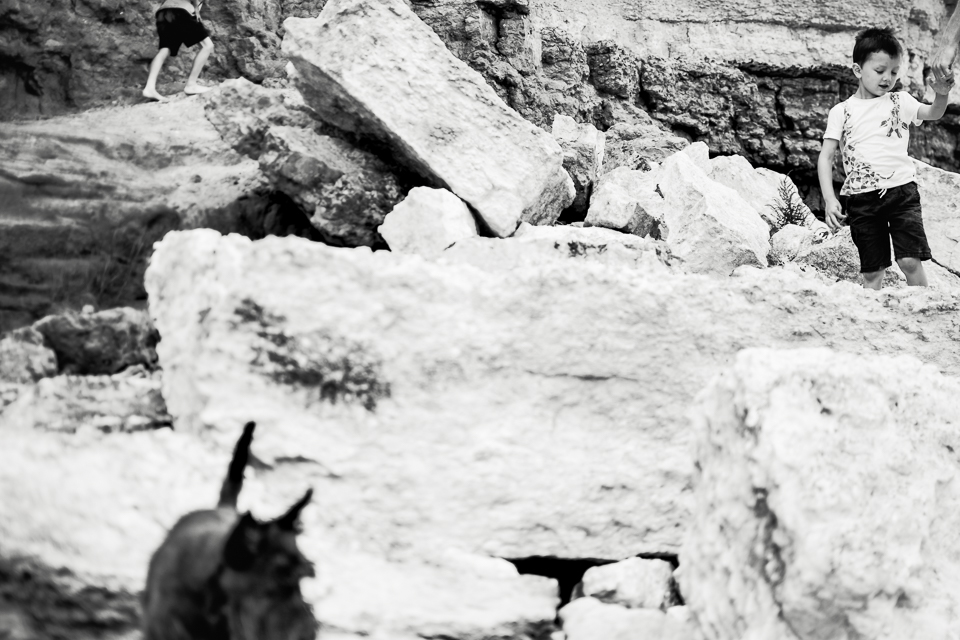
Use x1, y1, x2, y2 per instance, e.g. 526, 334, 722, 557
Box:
275, 489, 313, 531
223, 512, 261, 570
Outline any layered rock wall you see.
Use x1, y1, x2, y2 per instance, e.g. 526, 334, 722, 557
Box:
7, 0, 958, 185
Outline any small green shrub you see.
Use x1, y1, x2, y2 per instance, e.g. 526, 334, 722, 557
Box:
767, 177, 808, 230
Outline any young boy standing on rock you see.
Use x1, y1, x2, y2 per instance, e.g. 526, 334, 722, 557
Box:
818, 27, 953, 290
142, 0, 214, 101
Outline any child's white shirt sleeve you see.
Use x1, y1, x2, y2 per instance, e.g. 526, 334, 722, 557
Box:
898, 91, 923, 126
823, 104, 843, 140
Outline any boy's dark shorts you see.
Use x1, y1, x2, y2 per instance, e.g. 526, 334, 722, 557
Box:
843, 181, 931, 273
156, 8, 209, 57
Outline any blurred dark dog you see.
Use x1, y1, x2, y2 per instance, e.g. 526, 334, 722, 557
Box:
142, 422, 317, 640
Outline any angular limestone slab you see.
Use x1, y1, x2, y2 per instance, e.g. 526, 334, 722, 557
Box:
281, 0, 574, 237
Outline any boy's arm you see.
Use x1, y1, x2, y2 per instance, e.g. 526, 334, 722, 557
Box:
917, 84, 953, 121
818, 138, 844, 232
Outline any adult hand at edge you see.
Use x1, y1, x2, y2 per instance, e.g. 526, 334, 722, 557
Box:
932, 42, 958, 84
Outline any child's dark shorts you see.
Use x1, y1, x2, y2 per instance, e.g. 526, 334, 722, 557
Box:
156, 8, 209, 57
843, 181, 931, 273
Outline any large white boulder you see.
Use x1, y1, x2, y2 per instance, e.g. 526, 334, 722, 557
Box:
681, 347, 960, 640
658, 153, 771, 274
143, 229, 960, 570
378, 187, 478, 258
281, 0, 574, 236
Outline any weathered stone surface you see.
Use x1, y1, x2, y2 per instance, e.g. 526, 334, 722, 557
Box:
0, 327, 57, 384
0, 96, 313, 331
258, 125, 404, 247
584, 167, 662, 237
681, 347, 960, 640
0, 367, 171, 433
282, 0, 574, 236
553, 115, 605, 216
145, 229, 960, 568
585, 41, 640, 99
577, 558, 677, 610
378, 188, 478, 258
658, 153, 770, 274
32, 307, 158, 375
560, 597, 697, 640
769, 224, 821, 265
792, 226, 864, 283
916, 160, 960, 275
204, 78, 321, 160
602, 123, 688, 174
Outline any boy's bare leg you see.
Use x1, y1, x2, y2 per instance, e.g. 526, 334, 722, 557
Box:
897, 257, 929, 286
184, 38, 214, 95
143, 48, 171, 101
862, 269, 885, 290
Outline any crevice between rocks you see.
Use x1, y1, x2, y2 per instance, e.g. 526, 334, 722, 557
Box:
506, 552, 682, 608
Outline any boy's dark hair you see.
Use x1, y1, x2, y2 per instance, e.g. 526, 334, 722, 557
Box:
853, 27, 902, 66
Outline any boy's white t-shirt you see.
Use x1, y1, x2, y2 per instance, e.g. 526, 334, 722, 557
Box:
823, 91, 922, 196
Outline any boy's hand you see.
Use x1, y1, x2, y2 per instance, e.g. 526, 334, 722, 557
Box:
824, 198, 845, 232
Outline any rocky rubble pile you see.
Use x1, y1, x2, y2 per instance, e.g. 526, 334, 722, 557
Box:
6, 0, 960, 638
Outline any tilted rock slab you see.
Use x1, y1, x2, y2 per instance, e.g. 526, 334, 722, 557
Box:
281, 0, 574, 236
681, 348, 960, 640
378, 187, 478, 258
258, 125, 404, 247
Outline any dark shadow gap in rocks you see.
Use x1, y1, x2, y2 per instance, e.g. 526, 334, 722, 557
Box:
505, 556, 615, 607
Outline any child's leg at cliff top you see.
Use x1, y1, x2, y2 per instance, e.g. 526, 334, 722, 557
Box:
897, 257, 929, 286
143, 48, 171, 102
184, 37, 214, 95
861, 269, 885, 290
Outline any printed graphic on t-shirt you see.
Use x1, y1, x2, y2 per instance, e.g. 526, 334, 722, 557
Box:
880, 93, 908, 139
840, 106, 893, 194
